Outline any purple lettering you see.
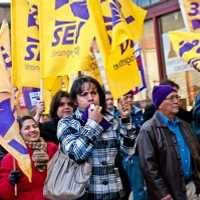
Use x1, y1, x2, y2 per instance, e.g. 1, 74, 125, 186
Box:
25, 44, 38, 61
120, 40, 134, 55
179, 40, 199, 57
62, 25, 76, 45
75, 21, 84, 43
0, 46, 11, 68
188, 2, 199, 16
192, 19, 200, 30
52, 27, 63, 46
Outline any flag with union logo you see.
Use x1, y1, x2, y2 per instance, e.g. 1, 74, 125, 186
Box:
179, 0, 200, 32
169, 31, 200, 72
11, 0, 41, 88
39, 0, 95, 78
0, 21, 11, 92
0, 20, 12, 72
0, 33, 32, 181
88, 0, 146, 99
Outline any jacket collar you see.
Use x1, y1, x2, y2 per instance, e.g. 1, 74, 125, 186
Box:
152, 111, 182, 128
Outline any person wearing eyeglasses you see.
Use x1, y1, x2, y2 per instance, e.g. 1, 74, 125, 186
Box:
137, 85, 200, 200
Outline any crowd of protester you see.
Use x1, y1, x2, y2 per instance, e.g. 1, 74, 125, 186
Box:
0, 76, 200, 200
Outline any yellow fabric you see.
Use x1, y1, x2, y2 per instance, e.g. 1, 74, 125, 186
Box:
0, 114, 32, 182
0, 56, 11, 92
11, 0, 40, 88
182, 0, 200, 32
80, 52, 102, 84
0, 20, 11, 92
88, 0, 145, 99
0, 20, 12, 79
169, 31, 200, 71
39, 0, 93, 78
43, 75, 69, 114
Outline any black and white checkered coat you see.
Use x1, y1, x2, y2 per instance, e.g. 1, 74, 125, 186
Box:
57, 109, 136, 200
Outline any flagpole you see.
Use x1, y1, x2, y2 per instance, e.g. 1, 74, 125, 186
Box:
13, 158, 18, 196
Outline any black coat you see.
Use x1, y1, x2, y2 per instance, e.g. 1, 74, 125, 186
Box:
138, 112, 200, 200
39, 119, 59, 144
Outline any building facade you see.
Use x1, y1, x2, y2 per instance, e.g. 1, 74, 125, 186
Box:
136, 0, 200, 108
0, 0, 199, 108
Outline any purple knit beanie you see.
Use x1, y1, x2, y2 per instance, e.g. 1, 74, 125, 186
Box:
152, 85, 176, 109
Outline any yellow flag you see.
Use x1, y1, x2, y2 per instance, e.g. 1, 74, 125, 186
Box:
88, 0, 145, 99
0, 54, 11, 92
0, 20, 12, 74
80, 52, 102, 84
0, 21, 12, 92
11, 0, 40, 88
43, 75, 69, 114
0, 95, 32, 182
169, 31, 200, 71
39, 0, 93, 78
180, 0, 200, 32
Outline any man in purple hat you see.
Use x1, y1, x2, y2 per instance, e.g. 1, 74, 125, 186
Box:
137, 85, 200, 200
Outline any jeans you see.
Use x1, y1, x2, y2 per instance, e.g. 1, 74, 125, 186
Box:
122, 154, 147, 200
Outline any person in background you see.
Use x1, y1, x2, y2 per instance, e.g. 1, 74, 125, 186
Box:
34, 90, 73, 144
119, 92, 147, 200
105, 91, 120, 117
138, 85, 200, 200
192, 92, 200, 142
57, 76, 136, 199
0, 116, 57, 200
143, 79, 193, 123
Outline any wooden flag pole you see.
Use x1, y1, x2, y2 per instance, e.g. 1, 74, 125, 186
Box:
13, 158, 18, 196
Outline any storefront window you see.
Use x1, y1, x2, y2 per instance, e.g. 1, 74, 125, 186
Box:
134, 0, 161, 7
0, 5, 10, 23
160, 11, 200, 107
136, 20, 159, 101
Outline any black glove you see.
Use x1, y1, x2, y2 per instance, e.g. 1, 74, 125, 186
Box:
9, 170, 21, 185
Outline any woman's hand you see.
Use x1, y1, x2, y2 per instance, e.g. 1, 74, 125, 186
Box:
88, 104, 103, 123
9, 170, 21, 185
34, 101, 45, 122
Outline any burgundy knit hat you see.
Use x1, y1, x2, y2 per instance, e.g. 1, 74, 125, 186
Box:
152, 85, 176, 109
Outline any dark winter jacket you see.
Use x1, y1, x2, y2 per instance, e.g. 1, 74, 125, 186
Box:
138, 112, 200, 200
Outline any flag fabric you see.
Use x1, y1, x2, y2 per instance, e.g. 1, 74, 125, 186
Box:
0, 20, 12, 92
88, 0, 146, 99
179, 0, 200, 32
39, 0, 94, 78
0, 20, 12, 70
80, 52, 102, 84
0, 97, 32, 182
11, 0, 40, 88
169, 31, 200, 71
132, 46, 146, 95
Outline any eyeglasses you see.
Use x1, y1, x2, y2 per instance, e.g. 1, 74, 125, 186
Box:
165, 95, 181, 101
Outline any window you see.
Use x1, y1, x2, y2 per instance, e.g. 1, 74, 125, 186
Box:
134, 0, 161, 7
160, 11, 200, 106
